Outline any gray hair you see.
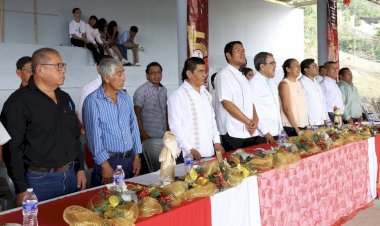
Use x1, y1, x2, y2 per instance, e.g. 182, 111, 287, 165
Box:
31, 48, 60, 73
254, 52, 273, 71
98, 58, 123, 82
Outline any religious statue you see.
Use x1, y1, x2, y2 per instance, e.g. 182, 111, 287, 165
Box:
159, 131, 181, 183
334, 107, 343, 128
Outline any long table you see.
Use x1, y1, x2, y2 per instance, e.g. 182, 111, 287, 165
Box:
0, 138, 378, 226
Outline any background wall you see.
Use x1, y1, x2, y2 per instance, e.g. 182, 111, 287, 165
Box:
209, 0, 304, 84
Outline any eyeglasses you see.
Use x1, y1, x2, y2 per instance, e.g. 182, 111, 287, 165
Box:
40, 63, 67, 70
148, 71, 162, 76
21, 68, 33, 73
264, 61, 276, 66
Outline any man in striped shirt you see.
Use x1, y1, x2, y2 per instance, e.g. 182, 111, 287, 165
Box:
133, 62, 168, 172
83, 58, 142, 187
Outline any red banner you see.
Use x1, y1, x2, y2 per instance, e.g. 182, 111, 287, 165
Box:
327, 0, 339, 62
187, 0, 209, 76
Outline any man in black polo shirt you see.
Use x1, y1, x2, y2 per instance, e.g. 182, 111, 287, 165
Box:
1, 48, 86, 204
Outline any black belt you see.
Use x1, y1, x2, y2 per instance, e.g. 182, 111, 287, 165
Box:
109, 151, 133, 159
28, 161, 75, 173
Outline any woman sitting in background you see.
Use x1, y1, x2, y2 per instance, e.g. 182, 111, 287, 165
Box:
85, 15, 104, 64
98, 18, 129, 66
279, 58, 309, 137
106, 21, 130, 65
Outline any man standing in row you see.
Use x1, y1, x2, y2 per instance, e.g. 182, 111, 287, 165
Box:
168, 57, 224, 160
1, 48, 86, 203
338, 68, 363, 124
215, 41, 258, 151
134, 62, 168, 171
250, 52, 283, 144
83, 59, 142, 187
16, 56, 32, 88
300, 59, 328, 127
320, 61, 344, 122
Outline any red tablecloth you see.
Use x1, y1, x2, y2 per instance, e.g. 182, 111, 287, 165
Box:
375, 135, 380, 196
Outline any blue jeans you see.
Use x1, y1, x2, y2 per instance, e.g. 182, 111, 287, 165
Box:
26, 168, 77, 202
117, 44, 128, 60
91, 156, 133, 187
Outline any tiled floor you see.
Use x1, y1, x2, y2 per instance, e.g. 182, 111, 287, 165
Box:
344, 199, 380, 226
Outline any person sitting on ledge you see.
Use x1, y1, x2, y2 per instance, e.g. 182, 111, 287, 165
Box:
120, 26, 141, 67
85, 15, 105, 65
69, 8, 87, 47
106, 21, 132, 66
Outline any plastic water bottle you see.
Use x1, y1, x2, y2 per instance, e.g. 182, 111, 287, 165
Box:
278, 134, 286, 146
184, 153, 194, 173
22, 188, 38, 226
113, 165, 125, 191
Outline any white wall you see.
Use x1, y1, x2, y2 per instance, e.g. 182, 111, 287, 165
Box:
209, 0, 304, 84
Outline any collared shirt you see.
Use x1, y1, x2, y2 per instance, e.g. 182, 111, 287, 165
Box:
0, 76, 84, 194
299, 75, 328, 126
69, 19, 86, 38
168, 81, 220, 157
78, 75, 102, 124
320, 76, 344, 113
0, 122, 10, 145
338, 80, 362, 120
85, 24, 103, 45
215, 64, 257, 138
119, 30, 131, 44
249, 72, 282, 136
133, 81, 168, 138
83, 86, 142, 165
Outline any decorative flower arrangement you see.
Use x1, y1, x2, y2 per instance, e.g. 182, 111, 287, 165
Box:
294, 136, 321, 155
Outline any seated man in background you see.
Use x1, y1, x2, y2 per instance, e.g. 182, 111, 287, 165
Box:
338, 67, 363, 124
120, 26, 140, 66
133, 62, 168, 171
15, 56, 32, 88
168, 57, 224, 161
83, 59, 142, 187
69, 8, 87, 47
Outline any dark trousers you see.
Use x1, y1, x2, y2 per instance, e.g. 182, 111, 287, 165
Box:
328, 112, 335, 122
255, 135, 279, 144
283, 126, 306, 137
71, 38, 104, 64
91, 156, 133, 188
221, 134, 257, 152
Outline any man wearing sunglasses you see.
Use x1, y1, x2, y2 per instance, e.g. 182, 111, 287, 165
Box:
1, 48, 87, 205
15, 56, 32, 88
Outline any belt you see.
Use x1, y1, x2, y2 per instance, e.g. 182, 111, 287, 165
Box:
28, 161, 75, 173
109, 151, 133, 159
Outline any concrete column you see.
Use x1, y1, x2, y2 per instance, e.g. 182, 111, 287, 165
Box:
317, 0, 328, 65
176, 0, 187, 85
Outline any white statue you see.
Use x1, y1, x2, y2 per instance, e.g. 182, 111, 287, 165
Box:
159, 131, 181, 182
334, 107, 343, 128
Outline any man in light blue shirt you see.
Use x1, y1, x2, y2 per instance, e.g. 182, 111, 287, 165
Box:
83, 58, 142, 187
119, 26, 140, 66
338, 67, 363, 124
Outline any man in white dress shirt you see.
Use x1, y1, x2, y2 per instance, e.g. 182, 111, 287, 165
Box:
250, 52, 283, 144
320, 61, 344, 122
168, 57, 224, 160
299, 59, 329, 126
215, 41, 259, 151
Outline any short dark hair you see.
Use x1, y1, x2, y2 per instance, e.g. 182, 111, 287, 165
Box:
339, 67, 350, 76
181, 57, 205, 81
88, 15, 98, 28
130, 26, 138, 33
146, 62, 162, 74
16, 56, 32, 69
72, 8, 80, 14
324, 61, 336, 69
241, 67, 253, 76
210, 72, 217, 89
97, 18, 107, 32
31, 48, 60, 73
282, 58, 296, 78
254, 52, 273, 71
224, 41, 242, 62
300, 58, 315, 75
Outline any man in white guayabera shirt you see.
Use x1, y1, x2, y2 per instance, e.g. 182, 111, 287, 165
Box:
320, 61, 344, 122
299, 58, 329, 127
168, 57, 225, 161
249, 52, 283, 144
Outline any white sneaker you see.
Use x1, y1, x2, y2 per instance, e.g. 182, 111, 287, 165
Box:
120, 58, 131, 66
135, 63, 141, 67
